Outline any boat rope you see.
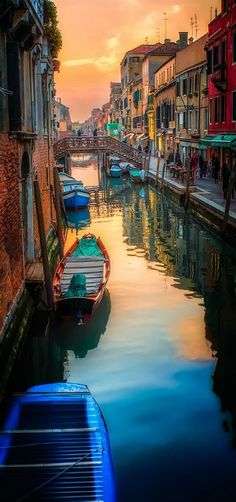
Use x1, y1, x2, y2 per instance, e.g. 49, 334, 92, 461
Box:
16, 446, 104, 502
0, 439, 102, 449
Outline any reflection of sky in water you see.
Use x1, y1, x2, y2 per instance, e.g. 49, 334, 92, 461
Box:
63, 161, 236, 500
10, 159, 236, 501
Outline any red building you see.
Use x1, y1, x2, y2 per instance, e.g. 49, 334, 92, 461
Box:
205, 0, 236, 166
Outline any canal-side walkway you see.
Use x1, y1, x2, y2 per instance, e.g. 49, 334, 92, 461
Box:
148, 157, 236, 224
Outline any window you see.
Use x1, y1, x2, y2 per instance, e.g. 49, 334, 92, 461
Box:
189, 76, 193, 94
209, 99, 213, 123
132, 57, 140, 62
189, 111, 192, 129
204, 109, 208, 130
221, 40, 226, 65
233, 33, 236, 63
221, 95, 226, 122
195, 110, 198, 130
215, 96, 219, 123
213, 45, 219, 68
182, 78, 187, 95
176, 80, 180, 96
183, 111, 187, 129
207, 50, 213, 75
233, 91, 236, 121
194, 73, 199, 93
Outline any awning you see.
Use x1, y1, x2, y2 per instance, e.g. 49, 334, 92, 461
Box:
180, 141, 191, 148
211, 134, 236, 148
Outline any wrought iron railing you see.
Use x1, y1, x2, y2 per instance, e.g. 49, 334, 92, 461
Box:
54, 136, 143, 166
29, 0, 44, 23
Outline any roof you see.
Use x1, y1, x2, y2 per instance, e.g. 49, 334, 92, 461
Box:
120, 43, 162, 65
143, 42, 180, 61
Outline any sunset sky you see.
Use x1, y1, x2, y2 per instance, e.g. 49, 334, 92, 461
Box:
54, 0, 221, 122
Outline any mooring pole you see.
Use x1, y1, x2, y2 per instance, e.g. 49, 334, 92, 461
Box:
34, 178, 54, 312
184, 155, 191, 209
53, 166, 64, 260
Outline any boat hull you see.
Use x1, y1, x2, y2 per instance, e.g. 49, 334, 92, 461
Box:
53, 234, 110, 323
130, 174, 147, 184
63, 189, 90, 209
110, 168, 121, 178
0, 383, 116, 502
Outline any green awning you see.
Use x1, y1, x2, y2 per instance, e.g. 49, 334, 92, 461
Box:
211, 135, 236, 148
200, 135, 215, 147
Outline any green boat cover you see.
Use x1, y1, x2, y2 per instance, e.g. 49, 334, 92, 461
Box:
130, 170, 140, 177
72, 236, 102, 257
65, 273, 87, 297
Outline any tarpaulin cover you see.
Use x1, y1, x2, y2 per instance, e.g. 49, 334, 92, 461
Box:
65, 273, 87, 297
73, 236, 102, 257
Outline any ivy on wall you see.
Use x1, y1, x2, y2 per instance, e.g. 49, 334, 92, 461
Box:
43, 0, 62, 59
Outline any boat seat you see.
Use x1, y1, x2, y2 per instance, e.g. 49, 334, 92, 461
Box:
61, 255, 105, 295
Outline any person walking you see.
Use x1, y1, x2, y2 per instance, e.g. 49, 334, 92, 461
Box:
222, 162, 230, 199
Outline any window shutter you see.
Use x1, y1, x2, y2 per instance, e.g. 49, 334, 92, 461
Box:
6, 42, 21, 131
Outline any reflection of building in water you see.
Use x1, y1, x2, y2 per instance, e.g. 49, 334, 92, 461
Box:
204, 253, 236, 448
56, 290, 111, 359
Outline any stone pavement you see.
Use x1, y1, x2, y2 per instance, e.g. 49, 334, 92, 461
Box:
148, 156, 236, 220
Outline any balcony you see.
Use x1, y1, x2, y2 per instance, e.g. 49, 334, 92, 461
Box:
29, 0, 44, 24
211, 64, 226, 92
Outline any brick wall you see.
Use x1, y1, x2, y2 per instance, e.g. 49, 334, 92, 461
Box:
33, 137, 56, 257
0, 133, 24, 332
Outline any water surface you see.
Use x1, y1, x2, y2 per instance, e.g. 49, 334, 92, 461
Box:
12, 157, 236, 501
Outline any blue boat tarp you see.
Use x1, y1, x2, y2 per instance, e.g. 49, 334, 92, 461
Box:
0, 382, 116, 502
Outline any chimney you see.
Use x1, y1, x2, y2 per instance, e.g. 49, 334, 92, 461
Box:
178, 32, 188, 49
164, 38, 171, 44
188, 37, 194, 45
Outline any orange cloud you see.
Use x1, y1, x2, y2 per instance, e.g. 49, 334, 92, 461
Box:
54, 0, 221, 121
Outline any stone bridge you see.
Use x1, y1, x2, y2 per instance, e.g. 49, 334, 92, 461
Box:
54, 135, 143, 167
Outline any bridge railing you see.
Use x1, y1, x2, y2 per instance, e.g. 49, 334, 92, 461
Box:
54, 136, 143, 165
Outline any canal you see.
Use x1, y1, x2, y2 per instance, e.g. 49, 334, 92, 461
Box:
10, 156, 236, 501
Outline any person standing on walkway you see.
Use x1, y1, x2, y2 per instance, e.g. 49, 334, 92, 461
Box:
222, 162, 230, 199
212, 155, 220, 183
199, 154, 204, 179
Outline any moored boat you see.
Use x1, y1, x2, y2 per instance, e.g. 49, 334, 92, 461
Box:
63, 183, 90, 209
0, 382, 116, 502
130, 168, 147, 184
110, 164, 122, 178
59, 171, 77, 182
53, 233, 110, 322
119, 162, 130, 174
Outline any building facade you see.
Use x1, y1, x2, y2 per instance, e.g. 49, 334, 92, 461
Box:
0, 0, 56, 334
175, 34, 208, 161
205, 0, 236, 167
154, 56, 176, 158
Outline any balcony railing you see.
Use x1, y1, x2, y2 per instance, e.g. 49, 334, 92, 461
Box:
211, 64, 226, 91
29, 0, 44, 23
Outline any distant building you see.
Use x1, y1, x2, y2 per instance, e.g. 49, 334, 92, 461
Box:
54, 98, 72, 138
154, 56, 176, 158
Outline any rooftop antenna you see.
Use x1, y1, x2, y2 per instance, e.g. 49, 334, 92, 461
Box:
162, 12, 168, 41
194, 13, 199, 40
190, 17, 194, 38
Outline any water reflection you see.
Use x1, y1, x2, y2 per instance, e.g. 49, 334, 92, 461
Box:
66, 207, 91, 232
56, 290, 111, 359
10, 159, 236, 500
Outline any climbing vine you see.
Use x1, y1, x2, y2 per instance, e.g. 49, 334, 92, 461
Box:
43, 0, 62, 59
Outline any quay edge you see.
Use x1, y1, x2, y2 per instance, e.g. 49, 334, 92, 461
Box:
148, 173, 236, 245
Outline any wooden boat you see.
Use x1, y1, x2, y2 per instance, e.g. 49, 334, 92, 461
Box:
110, 164, 122, 178
119, 162, 130, 174
130, 169, 147, 184
53, 233, 110, 322
58, 171, 77, 182
63, 182, 90, 209
0, 382, 116, 502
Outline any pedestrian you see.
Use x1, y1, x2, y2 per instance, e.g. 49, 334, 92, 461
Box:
93, 128, 97, 137
199, 154, 204, 179
137, 144, 142, 152
212, 155, 220, 183
77, 129, 82, 137
222, 162, 230, 199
